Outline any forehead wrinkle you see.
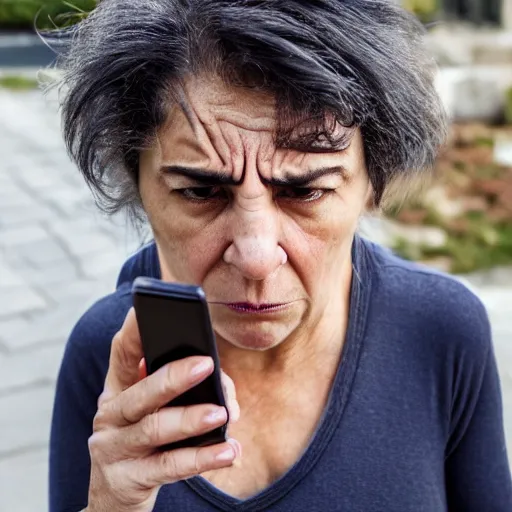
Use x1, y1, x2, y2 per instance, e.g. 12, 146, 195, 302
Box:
185, 104, 234, 171
187, 108, 275, 182
218, 120, 248, 183
158, 102, 219, 172
160, 114, 355, 186
212, 113, 276, 133
185, 75, 277, 129
255, 138, 277, 179
174, 76, 281, 181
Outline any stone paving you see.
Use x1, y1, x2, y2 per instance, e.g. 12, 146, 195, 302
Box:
0, 87, 511, 512
0, 86, 141, 512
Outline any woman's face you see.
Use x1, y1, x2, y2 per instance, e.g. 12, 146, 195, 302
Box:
139, 76, 371, 352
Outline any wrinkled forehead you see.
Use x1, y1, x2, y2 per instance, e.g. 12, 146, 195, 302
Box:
152, 75, 358, 180
183, 75, 278, 131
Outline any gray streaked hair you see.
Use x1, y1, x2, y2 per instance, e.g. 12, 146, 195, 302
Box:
45, 0, 448, 218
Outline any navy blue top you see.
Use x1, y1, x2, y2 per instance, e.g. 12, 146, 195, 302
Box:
49, 237, 512, 511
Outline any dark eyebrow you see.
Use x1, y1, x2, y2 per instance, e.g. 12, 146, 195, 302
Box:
160, 166, 240, 185
160, 165, 347, 187
266, 166, 348, 187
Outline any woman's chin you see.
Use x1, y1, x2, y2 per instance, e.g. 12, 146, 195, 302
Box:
210, 302, 305, 351
214, 321, 296, 351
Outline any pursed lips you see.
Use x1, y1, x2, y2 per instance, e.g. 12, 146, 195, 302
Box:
223, 302, 292, 313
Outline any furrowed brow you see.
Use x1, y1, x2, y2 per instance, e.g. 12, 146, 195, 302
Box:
161, 165, 348, 187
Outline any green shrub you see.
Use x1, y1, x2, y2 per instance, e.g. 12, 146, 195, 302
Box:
402, 0, 439, 22
0, 0, 96, 29
0, 74, 39, 90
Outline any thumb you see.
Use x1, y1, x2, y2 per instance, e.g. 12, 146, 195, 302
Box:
102, 308, 144, 402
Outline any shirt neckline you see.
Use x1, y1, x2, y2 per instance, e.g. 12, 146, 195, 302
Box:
183, 235, 373, 511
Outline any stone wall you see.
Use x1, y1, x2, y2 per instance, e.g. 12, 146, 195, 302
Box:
428, 26, 512, 122
503, 0, 512, 30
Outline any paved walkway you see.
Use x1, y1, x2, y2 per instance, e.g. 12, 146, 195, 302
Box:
0, 88, 511, 511
0, 87, 141, 512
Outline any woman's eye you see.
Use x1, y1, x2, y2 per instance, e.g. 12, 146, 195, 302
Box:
276, 187, 327, 202
177, 186, 227, 201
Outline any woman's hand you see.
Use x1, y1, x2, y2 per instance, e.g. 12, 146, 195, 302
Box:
85, 308, 241, 512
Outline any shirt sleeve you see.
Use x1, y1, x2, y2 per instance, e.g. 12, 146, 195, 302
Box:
444, 302, 512, 511
49, 299, 115, 512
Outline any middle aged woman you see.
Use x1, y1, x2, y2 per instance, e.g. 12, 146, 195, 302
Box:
48, 1, 512, 511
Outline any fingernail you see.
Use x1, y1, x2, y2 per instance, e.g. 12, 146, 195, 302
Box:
215, 445, 236, 462
231, 401, 241, 423
191, 359, 213, 377
204, 408, 227, 425
227, 438, 242, 459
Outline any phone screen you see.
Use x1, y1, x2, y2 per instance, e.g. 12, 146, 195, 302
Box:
134, 291, 223, 411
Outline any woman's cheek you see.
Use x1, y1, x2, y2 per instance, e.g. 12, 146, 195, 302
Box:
157, 216, 226, 283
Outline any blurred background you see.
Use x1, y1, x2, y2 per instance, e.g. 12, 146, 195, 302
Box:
0, 1, 511, 510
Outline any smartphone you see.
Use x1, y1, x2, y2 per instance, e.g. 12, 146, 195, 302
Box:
132, 276, 228, 450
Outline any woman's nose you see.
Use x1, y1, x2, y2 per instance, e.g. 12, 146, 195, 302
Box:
223, 209, 287, 281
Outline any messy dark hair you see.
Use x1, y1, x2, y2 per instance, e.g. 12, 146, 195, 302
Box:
46, 0, 447, 218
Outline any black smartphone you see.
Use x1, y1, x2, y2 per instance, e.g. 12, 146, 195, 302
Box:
132, 276, 228, 450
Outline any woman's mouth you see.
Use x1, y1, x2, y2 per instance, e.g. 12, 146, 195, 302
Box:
225, 302, 290, 314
